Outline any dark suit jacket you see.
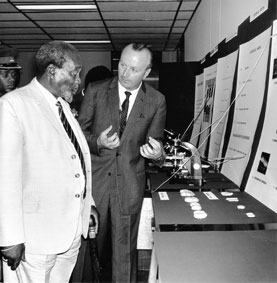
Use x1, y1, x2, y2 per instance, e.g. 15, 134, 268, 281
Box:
78, 77, 166, 214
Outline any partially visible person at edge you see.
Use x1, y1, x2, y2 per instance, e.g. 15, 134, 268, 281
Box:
0, 47, 22, 97
0, 40, 98, 283
78, 42, 166, 282
70, 65, 113, 116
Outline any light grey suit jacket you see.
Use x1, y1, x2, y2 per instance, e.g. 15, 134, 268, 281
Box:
0, 78, 94, 254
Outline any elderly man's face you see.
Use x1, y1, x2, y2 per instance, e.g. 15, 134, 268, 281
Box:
0, 69, 20, 97
51, 52, 82, 103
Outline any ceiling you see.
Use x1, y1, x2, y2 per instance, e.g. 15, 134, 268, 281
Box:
0, 0, 201, 52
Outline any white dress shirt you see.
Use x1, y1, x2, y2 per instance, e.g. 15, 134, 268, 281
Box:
118, 81, 141, 119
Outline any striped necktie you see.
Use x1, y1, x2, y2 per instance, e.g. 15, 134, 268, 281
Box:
119, 91, 132, 137
56, 101, 86, 198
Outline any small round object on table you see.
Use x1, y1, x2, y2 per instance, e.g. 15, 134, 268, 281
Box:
190, 202, 202, 210
180, 189, 195, 197
193, 210, 207, 219
184, 196, 199, 203
221, 191, 234, 196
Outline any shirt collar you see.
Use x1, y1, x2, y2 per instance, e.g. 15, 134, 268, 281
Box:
118, 81, 142, 96
35, 77, 58, 105
34, 77, 60, 117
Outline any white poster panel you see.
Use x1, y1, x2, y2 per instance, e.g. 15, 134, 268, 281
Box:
221, 27, 271, 186
208, 50, 238, 167
189, 73, 204, 146
245, 21, 277, 212
198, 64, 217, 157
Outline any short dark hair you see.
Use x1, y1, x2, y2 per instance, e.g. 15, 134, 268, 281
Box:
126, 43, 153, 69
35, 41, 79, 76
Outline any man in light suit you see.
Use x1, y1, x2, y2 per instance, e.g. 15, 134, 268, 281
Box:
0, 41, 98, 283
78, 43, 166, 282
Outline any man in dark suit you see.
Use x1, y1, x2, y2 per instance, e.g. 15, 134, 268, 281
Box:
78, 43, 166, 282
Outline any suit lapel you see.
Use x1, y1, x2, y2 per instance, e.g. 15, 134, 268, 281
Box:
107, 77, 120, 132
30, 80, 68, 137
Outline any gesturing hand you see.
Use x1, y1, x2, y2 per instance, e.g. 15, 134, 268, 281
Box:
140, 137, 163, 160
90, 205, 99, 235
97, 125, 120, 150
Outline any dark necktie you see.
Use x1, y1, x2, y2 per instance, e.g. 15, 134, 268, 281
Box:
119, 91, 132, 137
56, 101, 86, 197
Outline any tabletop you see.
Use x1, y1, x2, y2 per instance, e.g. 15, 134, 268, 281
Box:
152, 230, 277, 283
152, 190, 277, 231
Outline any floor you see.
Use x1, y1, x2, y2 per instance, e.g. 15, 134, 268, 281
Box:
69, 248, 151, 283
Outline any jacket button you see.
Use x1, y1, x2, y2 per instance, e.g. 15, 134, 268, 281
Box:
75, 194, 80, 198
71, 155, 76, 159
108, 172, 112, 176
75, 173, 80, 178
116, 153, 121, 157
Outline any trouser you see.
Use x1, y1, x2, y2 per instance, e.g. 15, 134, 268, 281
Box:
97, 183, 142, 283
3, 221, 82, 283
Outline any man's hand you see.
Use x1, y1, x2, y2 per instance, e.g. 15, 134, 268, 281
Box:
97, 125, 120, 150
90, 205, 99, 235
140, 137, 164, 160
1, 243, 25, 270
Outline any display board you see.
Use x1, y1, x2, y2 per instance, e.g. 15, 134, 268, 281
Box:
190, 73, 204, 146
245, 20, 277, 212
221, 27, 271, 186
208, 50, 238, 167
198, 63, 217, 157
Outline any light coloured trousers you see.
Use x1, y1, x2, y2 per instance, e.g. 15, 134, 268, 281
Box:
3, 222, 82, 283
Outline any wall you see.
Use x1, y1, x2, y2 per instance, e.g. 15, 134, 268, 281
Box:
162, 51, 177, 62
184, 0, 269, 61
17, 50, 111, 90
